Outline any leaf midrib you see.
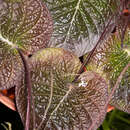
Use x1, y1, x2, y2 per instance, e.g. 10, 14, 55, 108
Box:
0, 33, 16, 48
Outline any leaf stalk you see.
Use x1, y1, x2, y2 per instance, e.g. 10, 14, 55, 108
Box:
17, 48, 32, 130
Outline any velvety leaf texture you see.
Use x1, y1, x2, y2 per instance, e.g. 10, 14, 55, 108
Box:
86, 28, 130, 113
44, 0, 117, 57
0, 0, 52, 89
108, 30, 130, 113
75, 71, 108, 130
15, 48, 108, 130
0, 43, 23, 90
0, 0, 53, 54
15, 48, 81, 129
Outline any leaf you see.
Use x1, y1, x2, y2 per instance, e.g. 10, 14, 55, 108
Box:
15, 48, 108, 130
0, 42, 23, 90
0, 91, 16, 111
0, 0, 52, 89
86, 28, 130, 113
1, 122, 12, 130
110, 63, 130, 113
15, 48, 81, 129
73, 71, 108, 130
107, 109, 130, 129
0, 0, 53, 54
44, 0, 117, 57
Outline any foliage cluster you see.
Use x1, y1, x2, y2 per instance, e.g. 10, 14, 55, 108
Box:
0, 0, 129, 130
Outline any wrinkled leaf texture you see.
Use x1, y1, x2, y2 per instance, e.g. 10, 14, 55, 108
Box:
86, 27, 130, 113
0, 0, 53, 89
44, 0, 118, 57
15, 48, 108, 130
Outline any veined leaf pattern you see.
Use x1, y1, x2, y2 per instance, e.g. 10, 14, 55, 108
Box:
0, 40, 23, 90
44, 0, 116, 57
15, 48, 108, 130
0, 0, 52, 89
108, 30, 130, 113
0, 0, 53, 54
86, 28, 130, 113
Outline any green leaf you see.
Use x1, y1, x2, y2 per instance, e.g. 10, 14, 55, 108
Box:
107, 109, 130, 130
43, 0, 117, 57
86, 28, 130, 113
102, 119, 110, 130
0, 0, 53, 89
15, 48, 108, 130
1, 122, 12, 130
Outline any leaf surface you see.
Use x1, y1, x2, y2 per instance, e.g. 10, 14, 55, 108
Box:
86, 28, 130, 113
0, 42, 23, 89
15, 48, 108, 130
0, 0, 52, 89
44, 0, 117, 56
0, 0, 53, 54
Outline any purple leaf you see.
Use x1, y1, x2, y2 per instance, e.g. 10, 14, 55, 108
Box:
15, 48, 108, 130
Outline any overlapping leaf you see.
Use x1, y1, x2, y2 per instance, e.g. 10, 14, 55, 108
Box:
15, 48, 81, 129
0, 0, 53, 89
15, 48, 108, 130
107, 32, 130, 113
0, 41, 23, 89
0, 0, 53, 54
43, 0, 118, 57
86, 28, 130, 113
75, 71, 108, 130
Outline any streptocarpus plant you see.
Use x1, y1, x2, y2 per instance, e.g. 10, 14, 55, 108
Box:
0, 0, 130, 130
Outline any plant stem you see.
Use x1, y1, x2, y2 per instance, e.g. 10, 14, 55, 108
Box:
108, 109, 117, 126
73, 14, 114, 83
121, 18, 128, 48
17, 49, 32, 130
102, 119, 110, 130
116, 114, 130, 125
